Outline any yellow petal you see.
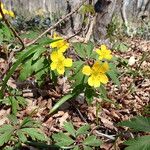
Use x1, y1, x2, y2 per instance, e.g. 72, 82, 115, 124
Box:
98, 55, 103, 60
50, 40, 63, 48
105, 54, 112, 60
64, 58, 72, 67
99, 62, 109, 73
57, 66, 65, 75
50, 62, 57, 70
92, 61, 101, 71
100, 44, 107, 51
82, 66, 92, 76
58, 43, 69, 53
88, 76, 100, 87
96, 49, 101, 55
99, 74, 108, 84
50, 51, 58, 61
0, 3, 4, 9
2, 9, 9, 15
8, 11, 15, 17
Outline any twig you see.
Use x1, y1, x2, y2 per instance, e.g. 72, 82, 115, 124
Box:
26, 0, 87, 47
95, 130, 116, 140
0, 1, 25, 51
66, 29, 82, 41
84, 16, 96, 43
75, 107, 88, 123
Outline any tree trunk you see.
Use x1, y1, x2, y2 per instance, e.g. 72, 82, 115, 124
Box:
2, 0, 150, 40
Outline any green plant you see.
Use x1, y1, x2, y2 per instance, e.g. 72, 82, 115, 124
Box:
52, 121, 102, 150
49, 42, 119, 114
0, 115, 48, 149
118, 116, 150, 150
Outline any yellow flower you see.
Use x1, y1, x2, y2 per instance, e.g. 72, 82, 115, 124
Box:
0, 2, 15, 18
82, 61, 109, 88
7, 10, 15, 17
50, 33, 69, 53
50, 51, 72, 75
96, 45, 112, 60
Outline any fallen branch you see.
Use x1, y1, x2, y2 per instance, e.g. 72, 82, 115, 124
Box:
26, 0, 87, 47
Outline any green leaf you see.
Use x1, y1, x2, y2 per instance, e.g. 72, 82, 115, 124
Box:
16, 130, 27, 143
118, 116, 150, 132
80, 4, 95, 14
83, 135, 102, 147
113, 42, 128, 52
49, 93, 76, 114
17, 96, 27, 107
19, 59, 33, 81
0, 38, 56, 99
63, 122, 76, 137
0, 125, 13, 133
0, 125, 14, 146
107, 65, 120, 87
83, 146, 93, 150
84, 42, 94, 58
21, 128, 47, 141
124, 136, 150, 150
76, 124, 90, 136
85, 87, 95, 104
7, 114, 18, 125
99, 85, 107, 98
72, 42, 87, 59
73, 146, 80, 150
20, 117, 36, 128
9, 96, 18, 115
52, 132, 74, 147
32, 47, 47, 60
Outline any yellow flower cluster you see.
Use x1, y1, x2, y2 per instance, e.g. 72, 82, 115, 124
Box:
82, 45, 112, 88
0, 2, 15, 18
50, 33, 72, 75
50, 32, 112, 87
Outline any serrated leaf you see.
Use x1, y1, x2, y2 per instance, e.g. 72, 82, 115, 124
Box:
52, 132, 74, 147
76, 124, 90, 136
84, 42, 94, 58
20, 117, 37, 128
83, 135, 102, 147
83, 146, 93, 150
72, 42, 87, 58
107, 69, 120, 87
16, 130, 27, 143
118, 116, 150, 132
7, 114, 18, 125
63, 122, 76, 137
21, 128, 47, 141
17, 96, 27, 107
73, 146, 80, 150
9, 96, 18, 115
32, 47, 46, 60
0, 125, 13, 133
0, 126, 14, 146
124, 136, 150, 150
19, 59, 33, 81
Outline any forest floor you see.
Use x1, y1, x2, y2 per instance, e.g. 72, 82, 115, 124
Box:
0, 36, 150, 150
